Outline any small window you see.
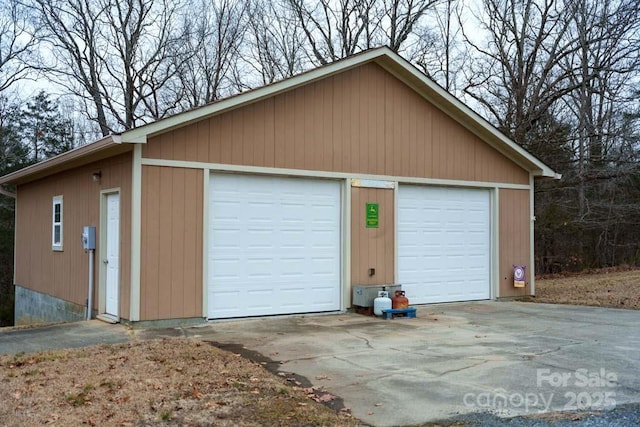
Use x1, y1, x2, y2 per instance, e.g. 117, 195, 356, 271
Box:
52, 195, 63, 251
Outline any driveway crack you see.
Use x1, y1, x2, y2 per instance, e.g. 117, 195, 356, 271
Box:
344, 330, 374, 350
436, 359, 488, 378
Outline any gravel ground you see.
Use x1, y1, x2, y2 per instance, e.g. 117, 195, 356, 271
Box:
429, 403, 640, 426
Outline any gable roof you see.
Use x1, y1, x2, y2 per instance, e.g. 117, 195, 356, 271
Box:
0, 46, 557, 186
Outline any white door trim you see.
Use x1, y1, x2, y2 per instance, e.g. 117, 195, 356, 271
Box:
202, 168, 210, 318
130, 144, 142, 321
99, 189, 121, 319
342, 178, 351, 309
491, 188, 499, 300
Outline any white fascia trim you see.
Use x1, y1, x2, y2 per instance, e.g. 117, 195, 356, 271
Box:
140, 158, 531, 190
342, 179, 352, 310
529, 173, 536, 296
492, 188, 500, 299
351, 179, 395, 189
13, 191, 17, 284
377, 51, 556, 178
0, 187, 16, 198
202, 169, 210, 318
394, 183, 399, 285
121, 50, 391, 144
0, 135, 123, 185
130, 145, 142, 321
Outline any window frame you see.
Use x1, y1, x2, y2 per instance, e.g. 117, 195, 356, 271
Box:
52, 195, 63, 251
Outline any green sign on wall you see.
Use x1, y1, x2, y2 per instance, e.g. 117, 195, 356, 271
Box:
366, 203, 379, 228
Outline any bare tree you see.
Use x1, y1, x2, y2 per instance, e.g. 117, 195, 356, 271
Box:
0, 2, 36, 93
560, 0, 640, 263
171, 0, 247, 109
286, 0, 378, 65
379, 0, 441, 52
31, 0, 183, 134
101, 0, 184, 126
409, 0, 466, 92
285, 0, 440, 66
467, 0, 640, 271
462, 0, 584, 147
245, 0, 305, 85
31, 0, 111, 136
564, 0, 640, 171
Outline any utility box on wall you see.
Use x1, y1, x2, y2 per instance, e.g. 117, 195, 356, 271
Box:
352, 284, 402, 307
82, 226, 96, 250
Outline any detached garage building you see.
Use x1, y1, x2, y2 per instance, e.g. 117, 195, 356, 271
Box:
0, 47, 556, 325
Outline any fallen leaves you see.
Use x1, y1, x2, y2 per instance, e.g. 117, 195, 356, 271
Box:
316, 393, 336, 403
299, 386, 337, 403
535, 269, 640, 310
0, 339, 357, 426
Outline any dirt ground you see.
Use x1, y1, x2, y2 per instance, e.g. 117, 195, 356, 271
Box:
530, 268, 640, 310
0, 339, 358, 426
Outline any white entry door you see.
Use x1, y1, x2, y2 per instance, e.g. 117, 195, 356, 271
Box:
208, 174, 342, 319
105, 193, 120, 316
398, 185, 491, 304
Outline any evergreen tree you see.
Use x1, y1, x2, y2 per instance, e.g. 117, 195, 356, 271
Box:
0, 96, 29, 174
0, 95, 28, 326
21, 91, 75, 162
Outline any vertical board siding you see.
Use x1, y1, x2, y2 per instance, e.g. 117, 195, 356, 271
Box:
499, 189, 531, 297
143, 62, 529, 185
140, 166, 203, 320
350, 187, 395, 289
14, 152, 133, 318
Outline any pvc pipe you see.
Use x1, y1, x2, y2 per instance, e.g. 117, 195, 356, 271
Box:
87, 249, 94, 320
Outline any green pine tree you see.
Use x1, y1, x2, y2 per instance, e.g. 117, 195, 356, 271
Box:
0, 96, 29, 326
21, 91, 75, 162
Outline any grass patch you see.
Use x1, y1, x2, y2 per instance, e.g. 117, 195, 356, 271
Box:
66, 384, 94, 406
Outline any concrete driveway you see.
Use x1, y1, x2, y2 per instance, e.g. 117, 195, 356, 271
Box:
167, 301, 640, 426
0, 320, 131, 355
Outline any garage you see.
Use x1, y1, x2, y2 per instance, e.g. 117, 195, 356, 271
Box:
207, 174, 342, 319
398, 185, 491, 304
4, 48, 553, 325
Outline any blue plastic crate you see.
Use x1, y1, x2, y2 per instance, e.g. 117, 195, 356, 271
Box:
381, 307, 416, 320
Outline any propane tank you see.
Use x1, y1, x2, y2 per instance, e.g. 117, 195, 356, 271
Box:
373, 290, 392, 316
392, 290, 409, 309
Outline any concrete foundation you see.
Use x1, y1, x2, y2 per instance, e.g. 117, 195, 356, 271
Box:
122, 317, 205, 329
14, 285, 86, 326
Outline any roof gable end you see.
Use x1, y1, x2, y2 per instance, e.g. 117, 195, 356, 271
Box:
122, 47, 555, 178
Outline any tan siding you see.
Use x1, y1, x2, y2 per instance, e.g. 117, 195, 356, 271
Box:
14, 152, 133, 318
139, 166, 203, 320
142, 63, 529, 185
499, 189, 531, 297
350, 188, 395, 296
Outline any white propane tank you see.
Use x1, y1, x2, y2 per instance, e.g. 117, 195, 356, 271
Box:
373, 290, 392, 316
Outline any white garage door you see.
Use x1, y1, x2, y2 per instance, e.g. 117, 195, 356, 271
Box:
398, 186, 491, 304
208, 174, 342, 319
